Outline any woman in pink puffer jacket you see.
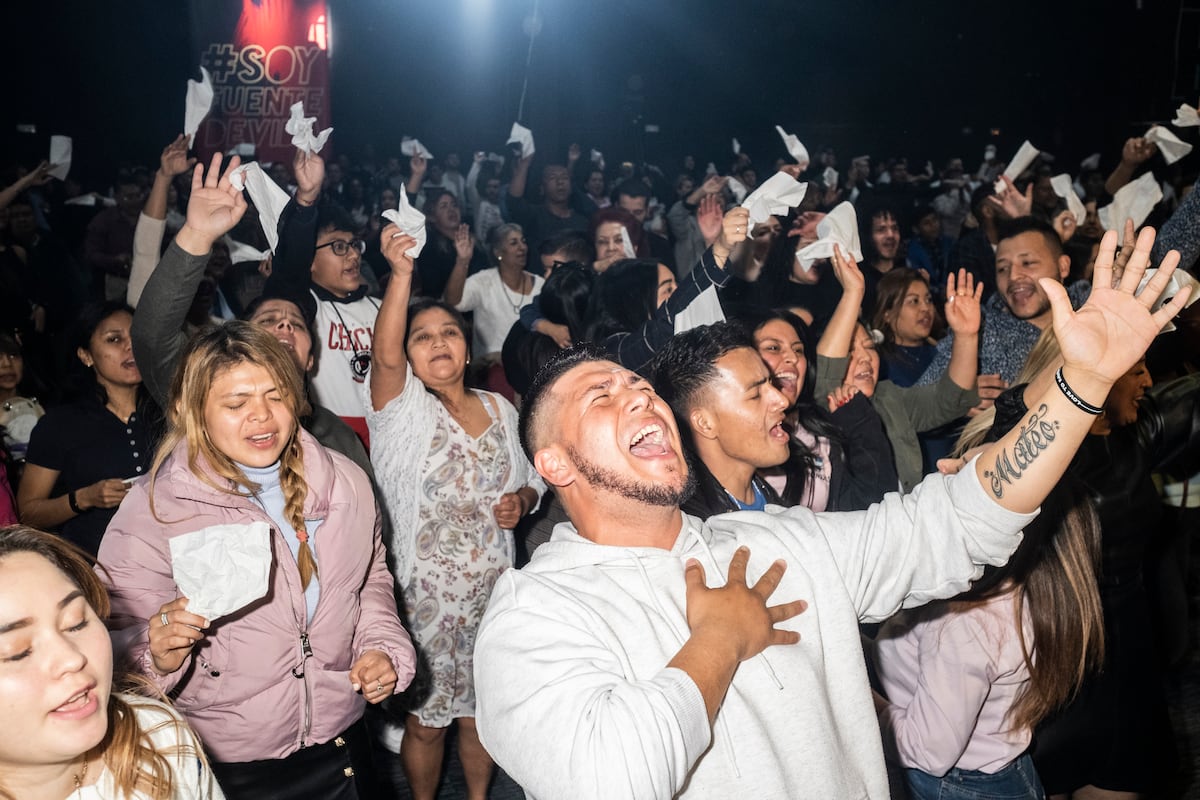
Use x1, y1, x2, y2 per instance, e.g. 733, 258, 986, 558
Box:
99, 322, 415, 800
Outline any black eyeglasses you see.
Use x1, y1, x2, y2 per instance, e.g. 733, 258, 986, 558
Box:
315, 238, 366, 256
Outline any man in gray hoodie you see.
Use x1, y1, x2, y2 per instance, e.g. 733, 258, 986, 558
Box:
473, 228, 1189, 799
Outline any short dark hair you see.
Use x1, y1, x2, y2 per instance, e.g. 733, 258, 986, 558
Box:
518, 343, 610, 461
614, 179, 650, 201
649, 322, 756, 425
996, 215, 1064, 259
316, 203, 356, 236
538, 230, 594, 264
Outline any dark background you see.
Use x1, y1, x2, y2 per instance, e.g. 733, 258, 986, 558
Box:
2, 0, 1193, 185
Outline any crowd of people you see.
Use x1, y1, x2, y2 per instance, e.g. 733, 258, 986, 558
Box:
1, 110, 1199, 800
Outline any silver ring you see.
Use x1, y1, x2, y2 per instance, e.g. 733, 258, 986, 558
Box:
376, 682, 385, 693
160, 612, 170, 627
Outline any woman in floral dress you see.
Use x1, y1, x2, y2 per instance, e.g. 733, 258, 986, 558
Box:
366, 223, 545, 800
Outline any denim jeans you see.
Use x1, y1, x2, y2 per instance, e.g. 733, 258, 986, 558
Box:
905, 753, 1045, 800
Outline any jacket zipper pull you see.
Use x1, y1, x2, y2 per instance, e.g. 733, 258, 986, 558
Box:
291, 632, 314, 678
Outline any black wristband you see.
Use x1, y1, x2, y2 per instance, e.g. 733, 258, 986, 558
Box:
68, 490, 84, 514
1054, 367, 1104, 415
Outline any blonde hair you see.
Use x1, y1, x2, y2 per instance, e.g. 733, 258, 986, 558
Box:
955, 327, 1062, 456
0, 526, 209, 800
149, 322, 316, 588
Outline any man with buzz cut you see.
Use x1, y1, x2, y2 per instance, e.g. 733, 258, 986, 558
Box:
647, 322, 791, 516
471, 229, 1188, 798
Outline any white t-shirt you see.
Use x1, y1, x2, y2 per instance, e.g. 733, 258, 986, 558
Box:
76, 695, 224, 799
455, 269, 543, 357
310, 291, 382, 418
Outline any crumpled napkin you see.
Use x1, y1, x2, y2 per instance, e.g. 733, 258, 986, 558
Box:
1135, 268, 1200, 333
673, 286, 726, 335
1098, 171, 1163, 241
381, 189, 427, 257
506, 123, 535, 158
1145, 125, 1193, 165
229, 162, 291, 252
224, 236, 271, 265
168, 522, 272, 622
1049, 174, 1086, 225
726, 176, 749, 204
285, 101, 332, 155
401, 137, 433, 160
775, 125, 810, 170
184, 66, 214, 148
49, 135, 72, 181
795, 201, 862, 271
619, 225, 636, 258
994, 140, 1041, 193
1173, 104, 1200, 128
741, 172, 808, 226
823, 166, 838, 189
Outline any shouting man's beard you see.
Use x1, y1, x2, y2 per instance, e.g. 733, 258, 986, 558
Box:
565, 444, 696, 508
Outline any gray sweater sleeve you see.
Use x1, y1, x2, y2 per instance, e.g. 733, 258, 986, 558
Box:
131, 240, 210, 408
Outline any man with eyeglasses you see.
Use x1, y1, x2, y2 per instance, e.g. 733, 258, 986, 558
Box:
267, 149, 382, 446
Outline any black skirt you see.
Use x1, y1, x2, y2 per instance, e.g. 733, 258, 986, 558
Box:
211, 717, 379, 800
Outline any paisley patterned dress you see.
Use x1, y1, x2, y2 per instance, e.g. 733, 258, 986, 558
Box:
404, 393, 512, 726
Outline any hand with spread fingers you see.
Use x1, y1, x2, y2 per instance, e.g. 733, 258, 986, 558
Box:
1047, 226, 1191, 390
682, 546, 808, 663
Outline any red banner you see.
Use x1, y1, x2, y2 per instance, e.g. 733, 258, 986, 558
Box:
190, 0, 332, 163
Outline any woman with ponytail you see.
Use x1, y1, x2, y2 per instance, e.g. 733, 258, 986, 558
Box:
0, 524, 223, 799
96, 318, 415, 800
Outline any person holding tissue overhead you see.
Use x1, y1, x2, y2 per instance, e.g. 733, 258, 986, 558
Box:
96, 154, 415, 800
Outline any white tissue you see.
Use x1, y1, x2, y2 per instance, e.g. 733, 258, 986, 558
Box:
823, 166, 838, 189
705, 162, 718, 176
994, 140, 1041, 193
381, 188, 427, 257
229, 162, 291, 253
725, 176, 748, 204
673, 286, 726, 335
224, 236, 271, 265
1173, 104, 1200, 128
184, 66, 214, 148
1098, 172, 1163, 241
285, 101, 333, 155
741, 172, 808, 226
774, 125, 810, 169
1145, 125, 1193, 165
48, 135, 72, 181
168, 522, 272, 622
619, 225, 636, 258
732, 137, 742, 155
505, 123, 535, 159
401, 137, 434, 160
1050, 174, 1087, 225
1134, 268, 1200, 333
1080, 152, 1101, 171
795, 201, 863, 271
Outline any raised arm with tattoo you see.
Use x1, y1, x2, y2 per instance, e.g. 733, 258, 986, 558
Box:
972, 227, 1190, 513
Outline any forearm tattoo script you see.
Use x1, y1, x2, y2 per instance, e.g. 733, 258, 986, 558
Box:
983, 403, 1061, 499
